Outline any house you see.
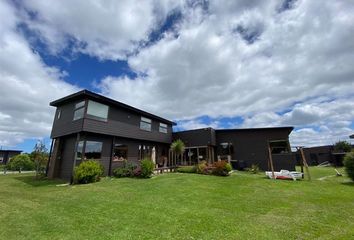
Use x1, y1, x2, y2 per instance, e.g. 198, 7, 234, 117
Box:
47, 90, 295, 180
47, 90, 176, 180
173, 127, 294, 171
0, 150, 22, 165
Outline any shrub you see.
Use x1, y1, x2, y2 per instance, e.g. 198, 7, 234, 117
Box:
7, 154, 34, 171
113, 160, 137, 178
196, 161, 209, 174
212, 160, 231, 176
74, 160, 104, 184
344, 151, 354, 181
177, 166, 197, 173
140, 158, 155, 178
246, 164, 259, 174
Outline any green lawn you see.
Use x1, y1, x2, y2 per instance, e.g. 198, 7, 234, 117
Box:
0, 167, 353, 240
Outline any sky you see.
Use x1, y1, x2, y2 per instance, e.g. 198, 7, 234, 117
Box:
0, 0, 353, 153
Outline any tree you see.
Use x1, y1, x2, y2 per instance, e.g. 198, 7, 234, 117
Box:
334, 141, 352, 153
171, 139, 185, 165
344, 151, 354, 181
7, 154, 34, 172
31, 140, 49, 178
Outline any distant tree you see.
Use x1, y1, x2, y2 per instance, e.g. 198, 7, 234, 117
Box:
7, 154, 34, 172
334, 141, 352, 153
171, 139, 185, 165
344, 151, 354, 181
31, 140, 49, 178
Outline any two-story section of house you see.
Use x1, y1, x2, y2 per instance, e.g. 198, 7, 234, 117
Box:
47, 90, 176, 180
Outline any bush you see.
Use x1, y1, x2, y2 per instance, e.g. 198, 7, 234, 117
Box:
196, 161, 209, 174
7, 154, 34, 171
113, 160, 137, 178
344, 151, 354, 181
140, 158, 155, 178
246, 164, 260, 174
74, 160, 104, 184
177, 166, 197, 173
212, 160, 232, 176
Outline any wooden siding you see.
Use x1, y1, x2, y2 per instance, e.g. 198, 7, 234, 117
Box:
59, 135, 77, 180
173, 128, 216, 147
83, 118, 172, 143
215, 128, 294, 171
50, 102, 84, 138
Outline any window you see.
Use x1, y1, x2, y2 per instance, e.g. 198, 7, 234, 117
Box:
87, 100, 109, 121
73, 100, 85, 121
159, 123, 168, 133
76, 140, 103, 164
140, 117, 151, 131
57, 109, 61, 119
85, 141, 103, 160
113, 144, 128, 162
76, 141, 84, 163
269, 140, 290, 154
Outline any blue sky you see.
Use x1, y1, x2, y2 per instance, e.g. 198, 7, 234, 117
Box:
0, 0, 353, 153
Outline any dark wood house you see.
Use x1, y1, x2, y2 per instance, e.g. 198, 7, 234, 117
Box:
47, 90, 176, 180
173, 127, 294, 171
47, 90, 295, 180
0, 150, 22, 165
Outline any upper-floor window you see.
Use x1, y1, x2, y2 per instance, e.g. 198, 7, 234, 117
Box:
57, 109, 61, 120
87, 100, 109, 122
159, 123, 168, 133
73, 101, 85, 121
140, 117, 151, 131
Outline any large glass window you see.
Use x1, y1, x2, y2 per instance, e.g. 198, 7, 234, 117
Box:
73, 100, 85, 121
269, 140, 290, 154
159, 123, 168, 133
140, 117, 151, 131
87, 100, 109, 121
85, 141, 103, 160
113, 144, 128, 162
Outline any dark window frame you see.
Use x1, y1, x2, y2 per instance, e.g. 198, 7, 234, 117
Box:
140, 117, 152, 131
73, 100, 86, 121
159, 123, 168, 133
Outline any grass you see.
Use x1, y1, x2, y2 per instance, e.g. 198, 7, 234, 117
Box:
0, 167, 353, 240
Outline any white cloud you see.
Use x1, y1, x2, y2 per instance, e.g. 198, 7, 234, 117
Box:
1, 0, 353, 149
0, 1, 78, 147
20, 0, 182, 60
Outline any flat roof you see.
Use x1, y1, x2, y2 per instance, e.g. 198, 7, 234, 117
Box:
50, 89, 176, 125
174, 126, 294, 134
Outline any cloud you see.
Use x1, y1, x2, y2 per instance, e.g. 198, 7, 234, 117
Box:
1, 0, 353, 149
97, 0, 354, 146
0, 1, 78, 147
19, 0, 182, 60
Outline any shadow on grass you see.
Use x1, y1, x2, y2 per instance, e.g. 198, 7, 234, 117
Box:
14, 175, 66, 187
341, 181, 354, 186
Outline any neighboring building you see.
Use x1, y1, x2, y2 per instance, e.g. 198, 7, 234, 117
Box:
173, 127, 294, 171
47, 90, 295, 180
0, 150, 22, 165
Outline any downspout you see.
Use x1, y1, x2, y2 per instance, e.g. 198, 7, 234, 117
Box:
71, 132, 81, 184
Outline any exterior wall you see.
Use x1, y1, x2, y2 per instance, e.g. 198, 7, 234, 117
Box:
215, 129, 294, 171
173, 128, 216, 147
58, 135, 77, 180
0, 150, 22, 164
50, 97, 173, 143
51, 101, 84, 138
294, 146, 333, 166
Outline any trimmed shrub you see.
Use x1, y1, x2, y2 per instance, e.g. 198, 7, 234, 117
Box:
140, 158, 155, 178
177, 166, 197, 173
74, 160, 104, 184
113, 161, 137, 178
196, 161, 210, 174
7, 154, 34, 171
344, 151, 354, 181
334, 141, 352, 153
212, 160, 231, 176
